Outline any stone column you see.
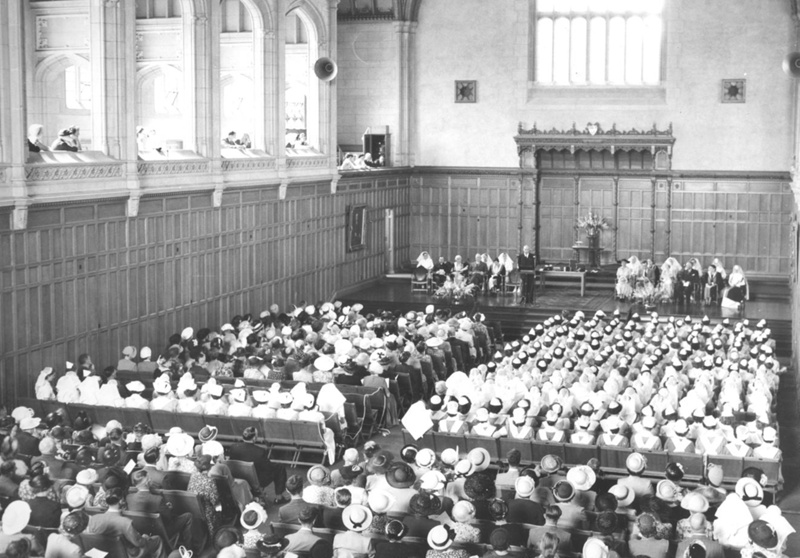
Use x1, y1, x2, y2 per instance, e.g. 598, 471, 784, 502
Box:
3, 0, 30, 223
394, 20, 417, 167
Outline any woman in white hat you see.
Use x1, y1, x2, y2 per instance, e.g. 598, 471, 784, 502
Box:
124, 381, 150, 410
34, 367, 56, 401
425, 525, 468, 558
240, 502, 268, 550
448, 500, 479, 543
335, 505, 374, 555
0, 501, 38, 555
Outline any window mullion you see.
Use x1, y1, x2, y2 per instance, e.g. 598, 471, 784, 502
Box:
605, 14, 610, 85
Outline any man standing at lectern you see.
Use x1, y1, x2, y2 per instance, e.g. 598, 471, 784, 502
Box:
518, 245, 536, 304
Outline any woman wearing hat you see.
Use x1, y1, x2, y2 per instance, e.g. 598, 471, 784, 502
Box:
35, 367, 56, 401
448, 500, 480, 543
426, 524, 468, 558
303, 465, 336, 507
335, 505, 374, 555
188, 454, 222, 536
240, 502, 268, 550
44, 510, 89, 558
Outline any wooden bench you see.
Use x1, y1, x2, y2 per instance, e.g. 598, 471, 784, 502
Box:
539, 270, 586, 296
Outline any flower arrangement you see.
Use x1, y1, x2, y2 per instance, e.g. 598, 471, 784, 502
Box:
576, 211, 611, 238
433, 280, 477, 304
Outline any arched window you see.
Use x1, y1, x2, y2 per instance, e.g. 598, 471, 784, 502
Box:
285, 8, 319, 153
220, 0, 256, 151
534, 0, 664, 86
31, 55, 93, 150
135, 0, 189, 152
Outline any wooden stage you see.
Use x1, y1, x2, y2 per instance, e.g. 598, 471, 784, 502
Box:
339, 276, 793, 357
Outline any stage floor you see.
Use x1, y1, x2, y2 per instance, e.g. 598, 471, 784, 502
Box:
346, 277, 791, 322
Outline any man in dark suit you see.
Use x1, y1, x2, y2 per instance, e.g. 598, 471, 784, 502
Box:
431, 256, 453, 287
517, 245, 536, 304
126, 469, 203, 553
278, 475, 309, 523
141, 447, 167, 489
284, 507, 322, 553
228, 426, 289, 504
86, 487, 166, 558
506, 476, 545, 525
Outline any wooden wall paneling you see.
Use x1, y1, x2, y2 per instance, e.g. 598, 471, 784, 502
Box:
578, 178, 614, 264
616, 179, 653, 261
539, 177, 575, 263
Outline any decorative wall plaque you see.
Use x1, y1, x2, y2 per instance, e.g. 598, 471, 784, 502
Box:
455, 80, 477, 103
721, 79, 745, 103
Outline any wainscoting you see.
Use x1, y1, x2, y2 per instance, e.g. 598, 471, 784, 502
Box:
0, 173, 411, 402
410, 168, 793, 276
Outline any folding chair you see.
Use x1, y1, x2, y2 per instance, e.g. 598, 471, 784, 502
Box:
498, 438, 534, 464
202, 414, 238, 439
563, 443, 599, 468
532, 440, 566, 463
432, 431, 466, 455
162, 470, 192, 491
160, 489, 205, 517
708, 455, 744, 485
667, 452, 704, 479
343, 401, 365, 448
225, 459, 261, 494
411, 267, 431, 293
261, 418, 297, 464
175, 412, 207, 437
292, 421, 329, 466
122, 407, 152, 431
599, 445, 631, 474
463, 435, 500, 463
149, 410, 178, 434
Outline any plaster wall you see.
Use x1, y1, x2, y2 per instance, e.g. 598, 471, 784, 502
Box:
412, 0, 795, 171
336, 21, 400, 151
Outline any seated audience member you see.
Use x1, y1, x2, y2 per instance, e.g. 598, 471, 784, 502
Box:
426, 525, 469, 558
339, 153, 357, 170
279, 474, 308, 523
374, 519, 419, 558
50, 128, 79, 152
0, 501, 40, 555
628, 512, 670, 558
27, 124, 50, 153
222, 131, 238, 147
45, 510, 90, 558
228, 426, 289, 504
404, 492, 443, 538
334, 504, 374, 555
285, 507, 322, 553
86, 487, 166, 557
536, 532, 562, 558
236, 133, 252, 149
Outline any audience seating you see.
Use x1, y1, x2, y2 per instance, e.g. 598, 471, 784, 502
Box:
402, 429, 783, 488
160, 489, 204, 517
225, 459, 260, 493
291, 421, 329, 466
122, 509, 174, 549
411, 268, 431, 293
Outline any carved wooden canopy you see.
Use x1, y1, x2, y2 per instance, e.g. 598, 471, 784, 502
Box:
514, 122, 675, 171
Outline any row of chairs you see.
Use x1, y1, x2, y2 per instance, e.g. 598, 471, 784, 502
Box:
21, 398, 330, 467
402, 429, 782, 491
411, 268, 522, 296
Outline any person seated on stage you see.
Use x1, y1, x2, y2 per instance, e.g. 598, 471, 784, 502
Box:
469, 253, 489, 288
615, 259, 634, 300
676, 260, 698, 306
488, 253, 512, 293
452, 255, 470, 285
643, 258, 660, 286
432, 256, 453, 287
722, 264, 749, 309
700, 263, 723, 305
416, 251, 434, 276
